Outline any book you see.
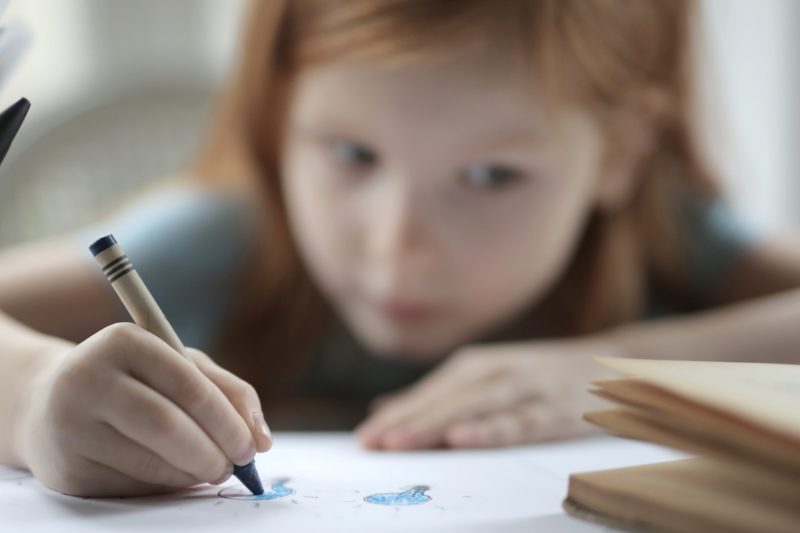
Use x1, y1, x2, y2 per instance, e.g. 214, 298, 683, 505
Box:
564, 357, 800, 533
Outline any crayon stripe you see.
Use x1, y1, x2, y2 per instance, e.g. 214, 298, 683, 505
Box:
108, 265, 135, 283
105, 259, 132, 278
102, 254, 128, 273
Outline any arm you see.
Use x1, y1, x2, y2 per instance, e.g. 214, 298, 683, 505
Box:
0, 240, 119, 467
0, 239, 123, 342
614, 237, 800, 363
0, 313, 69, 468
357, 239, 800, 450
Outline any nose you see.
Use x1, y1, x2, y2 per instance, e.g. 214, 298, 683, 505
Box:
364, 179, 436, 275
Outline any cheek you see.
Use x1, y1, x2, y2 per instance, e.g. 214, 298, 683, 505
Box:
282, 147, 354, 293
452, 178, 597, 325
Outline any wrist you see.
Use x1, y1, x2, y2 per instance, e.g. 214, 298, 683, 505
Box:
589, 323, 648, 360
8, 338, 70, 469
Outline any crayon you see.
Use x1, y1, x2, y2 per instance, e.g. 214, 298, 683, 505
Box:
89, 234, 264, 496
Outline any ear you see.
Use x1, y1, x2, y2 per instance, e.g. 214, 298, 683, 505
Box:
595, 89, 671, 212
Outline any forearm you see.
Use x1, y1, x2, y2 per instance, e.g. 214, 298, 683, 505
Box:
0, 311, 70, 468
607, 288, 800, 364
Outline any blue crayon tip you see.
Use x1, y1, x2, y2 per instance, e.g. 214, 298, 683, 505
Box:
233, 460, 264, 495
89, 234, 117, 256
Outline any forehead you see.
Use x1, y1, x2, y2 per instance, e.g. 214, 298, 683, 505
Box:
289, 51, 552, 142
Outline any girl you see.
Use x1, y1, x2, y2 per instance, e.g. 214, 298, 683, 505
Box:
2, 0, 800, 497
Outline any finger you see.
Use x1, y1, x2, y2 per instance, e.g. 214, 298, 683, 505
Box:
357, 355, 499, 448
357, 379, 460, 450
54, 450, 181, 498
379, 380, 539, 450
81, 421, 200, 488
109, 326, 256, 466
99, 374, 232, 485
367, 391, 402, 414
444, 401, 553, 448
189, 349, 272, 453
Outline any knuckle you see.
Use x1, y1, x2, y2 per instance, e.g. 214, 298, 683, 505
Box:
142, 404, 180, 441
185, 347, 212, 365
175, 376, 215, 412
93, 323, 146, 366
101, 322, 141, 346
237, 381, 259, 403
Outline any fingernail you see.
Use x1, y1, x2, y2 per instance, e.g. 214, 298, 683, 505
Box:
212, 464, 234, 485
253, 411, 271, 438
253, 411, 272, 438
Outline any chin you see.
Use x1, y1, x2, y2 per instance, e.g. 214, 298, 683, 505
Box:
353, 322, 460, 363
336, 302, 467, 361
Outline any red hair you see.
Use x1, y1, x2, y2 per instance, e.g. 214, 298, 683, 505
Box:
193, 0, 717, 396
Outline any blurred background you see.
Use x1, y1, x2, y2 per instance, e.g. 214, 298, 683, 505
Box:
0, 0, 797, 247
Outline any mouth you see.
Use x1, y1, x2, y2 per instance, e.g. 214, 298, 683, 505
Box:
374, 297, 442, 324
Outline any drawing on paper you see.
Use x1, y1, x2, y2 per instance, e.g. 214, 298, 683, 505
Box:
218, 478, 294, 501
364, 485, 431, 506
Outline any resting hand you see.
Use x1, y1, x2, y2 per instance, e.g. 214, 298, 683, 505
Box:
356, 339, 618, 450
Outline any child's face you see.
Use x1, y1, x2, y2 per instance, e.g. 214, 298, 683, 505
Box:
282, 50, 605, 360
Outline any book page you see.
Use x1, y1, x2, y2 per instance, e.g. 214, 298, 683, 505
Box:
596, 357, 800, 441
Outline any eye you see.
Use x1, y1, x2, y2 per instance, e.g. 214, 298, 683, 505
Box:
461, 164, 523, 190
330, 139, 378, 169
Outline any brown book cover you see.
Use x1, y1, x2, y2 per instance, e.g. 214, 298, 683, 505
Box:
565, 357, 800, 532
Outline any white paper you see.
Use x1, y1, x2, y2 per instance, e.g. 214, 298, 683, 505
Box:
0, 432, 684, 533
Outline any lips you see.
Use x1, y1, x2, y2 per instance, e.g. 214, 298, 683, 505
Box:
376, 298, 441, 323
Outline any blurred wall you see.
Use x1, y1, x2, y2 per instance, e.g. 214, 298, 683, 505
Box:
0, 0, 247, 135
701, 0, 799, 230
0, 0, 248, 245
0, 0, 796, 244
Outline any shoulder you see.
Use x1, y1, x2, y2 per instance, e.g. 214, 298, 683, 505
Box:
77, 182, 260, 350
111, 183, 256, 261
674, 188, 760, 299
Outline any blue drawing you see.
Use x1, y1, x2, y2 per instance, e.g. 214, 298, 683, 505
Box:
218, 478, 294, 501
364, 485, 431, 506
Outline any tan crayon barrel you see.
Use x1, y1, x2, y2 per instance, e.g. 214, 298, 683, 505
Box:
90, 235, 185, 356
